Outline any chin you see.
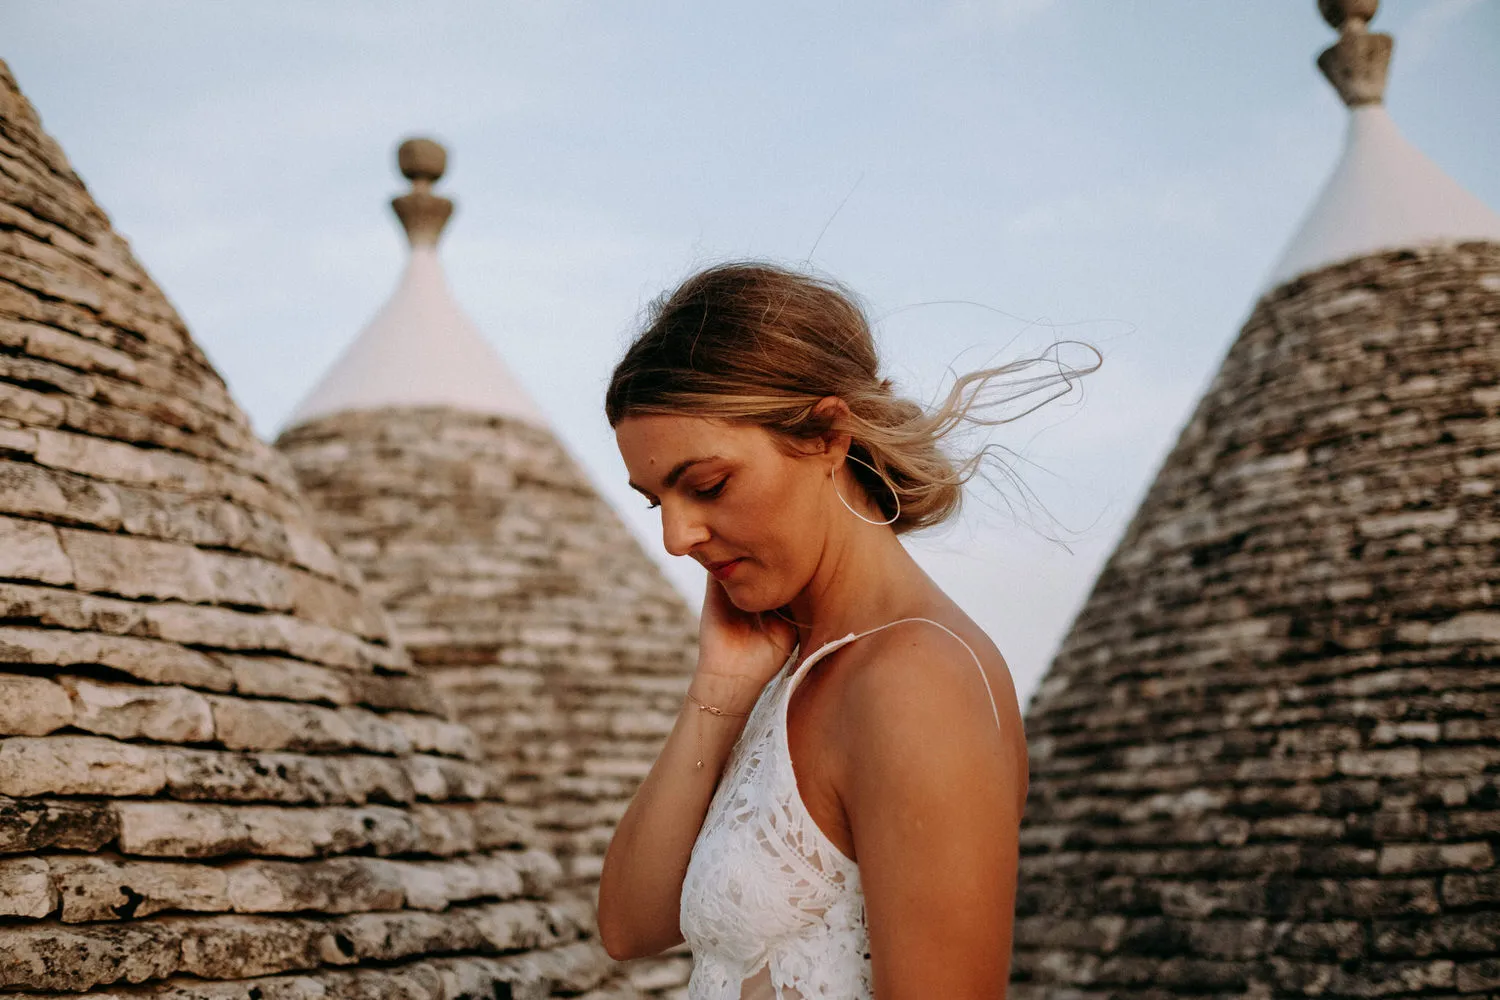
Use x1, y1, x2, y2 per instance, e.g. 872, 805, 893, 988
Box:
722, 584, 773, 614
722, 579, 800, 616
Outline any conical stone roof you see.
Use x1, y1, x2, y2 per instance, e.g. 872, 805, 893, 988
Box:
1013, 5, 1500, 998
0, 60, 626, 999
276, 141, 699, 995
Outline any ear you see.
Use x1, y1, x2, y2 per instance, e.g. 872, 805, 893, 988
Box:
809, 396, 853, 466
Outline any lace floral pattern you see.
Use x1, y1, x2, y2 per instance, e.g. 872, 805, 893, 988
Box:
680, 636, 873, 1000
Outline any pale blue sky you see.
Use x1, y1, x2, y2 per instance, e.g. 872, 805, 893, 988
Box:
5, 1, 1497, 704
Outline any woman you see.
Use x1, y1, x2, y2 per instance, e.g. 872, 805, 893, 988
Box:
598, 263, 1084, 999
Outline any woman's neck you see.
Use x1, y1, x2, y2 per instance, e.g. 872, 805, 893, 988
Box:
783, 521, 935, 657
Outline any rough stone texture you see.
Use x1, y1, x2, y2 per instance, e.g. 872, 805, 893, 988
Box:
0, 59, 636, 998
41, 851, 559, 923
0, 943, 621, 1000
277, 398, 700, 993
0, 899, 594, 990
0, 857, 56, 917
1015, 242, 1500, 999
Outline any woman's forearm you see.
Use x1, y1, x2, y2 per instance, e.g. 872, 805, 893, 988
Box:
596, 670, 764, 960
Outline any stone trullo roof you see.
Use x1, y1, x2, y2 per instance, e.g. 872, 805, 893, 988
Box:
1012, 3, 1500, 998
276, 141, 700, 996
0, 60, 628, 999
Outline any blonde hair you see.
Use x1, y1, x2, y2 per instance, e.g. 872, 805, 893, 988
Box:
606, 262, 1098, 535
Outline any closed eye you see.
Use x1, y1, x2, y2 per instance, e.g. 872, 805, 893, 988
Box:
694, 477, 728, 500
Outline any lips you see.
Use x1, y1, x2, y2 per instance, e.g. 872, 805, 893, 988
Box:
705, 558, 744, 580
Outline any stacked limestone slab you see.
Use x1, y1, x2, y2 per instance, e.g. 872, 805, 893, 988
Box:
277, 407, 699, 888
275, 144, 699, 996
1012, 6, 1500, 998
0, 59, 631, 999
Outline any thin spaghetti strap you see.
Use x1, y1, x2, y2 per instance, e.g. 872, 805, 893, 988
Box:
847, 616, 1004, 732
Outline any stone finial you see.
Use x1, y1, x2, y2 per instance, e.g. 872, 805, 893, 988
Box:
1316, 0, 1392, 107
391, 137, 454, 248
398, 137, 447, 184
1318, 0, 1378, 31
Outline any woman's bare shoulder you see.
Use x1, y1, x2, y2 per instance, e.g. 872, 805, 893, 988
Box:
845, 615, 1015, 714
832, 615, 1021, 763
830, 614, 1026, 815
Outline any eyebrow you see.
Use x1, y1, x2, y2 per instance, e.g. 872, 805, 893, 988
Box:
628, 455, 719, 494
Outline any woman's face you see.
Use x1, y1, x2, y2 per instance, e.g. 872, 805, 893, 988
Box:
614, 414, 835, 611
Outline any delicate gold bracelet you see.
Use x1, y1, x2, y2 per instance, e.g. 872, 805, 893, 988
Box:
685, 692, 751, 718
685, 692, 751, 769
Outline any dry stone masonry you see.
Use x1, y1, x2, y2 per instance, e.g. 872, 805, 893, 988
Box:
0, 59, 633, 999
275, 144, 699, 996
277, 408, 699, 888
1014, 243, 1500, 998
1012, 5, 1500, 991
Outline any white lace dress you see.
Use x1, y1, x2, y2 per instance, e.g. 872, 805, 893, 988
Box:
678, 617, 1000, 1000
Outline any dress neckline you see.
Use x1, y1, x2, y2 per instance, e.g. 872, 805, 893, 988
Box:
782, 631, 858, 684
775, 629, 870, 869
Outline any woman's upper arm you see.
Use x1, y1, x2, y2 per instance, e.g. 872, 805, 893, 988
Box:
839, 635, 1024, 999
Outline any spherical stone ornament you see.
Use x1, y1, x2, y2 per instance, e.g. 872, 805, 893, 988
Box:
1319, 0, 1379, 31
397, 137, 447, 183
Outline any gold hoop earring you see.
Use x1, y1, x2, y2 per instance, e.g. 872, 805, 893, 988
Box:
831, 454, 900, 527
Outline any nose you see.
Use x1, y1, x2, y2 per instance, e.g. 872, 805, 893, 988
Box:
660, 499, 710, 557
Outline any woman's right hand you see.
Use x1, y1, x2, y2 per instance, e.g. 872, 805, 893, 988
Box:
693, 576, 798, 691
